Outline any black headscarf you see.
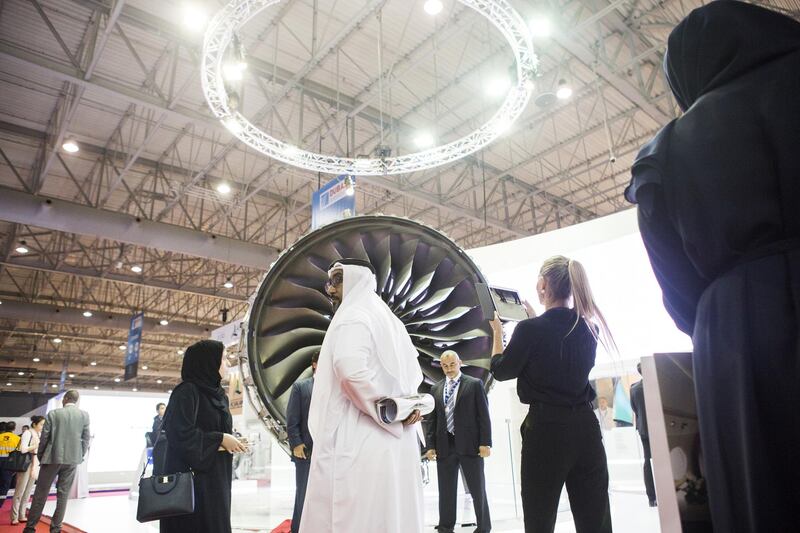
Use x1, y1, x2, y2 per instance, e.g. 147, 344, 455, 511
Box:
181, 339, 228, 411
664, 1, 800, 112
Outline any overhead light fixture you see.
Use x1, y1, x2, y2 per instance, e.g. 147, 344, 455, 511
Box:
132, 387, 138, 392
423, 0, 444, 16
94, 385, 99, 390
82, 311, 93, 318
17, 371, 25, 376
114, 378, 121, 382
177, 349, 184, 355
131, 265, 143, 273
216, 182, 232, 195
90, 361, 97, 366
344, 175, 355, 197
142, 365, 149, 370
494, 118, 512, 135
223, 61, 247, 82
167, 389, 172, 394
157, 379, 163, 384
223, 278, 234, 289
283, 144, 300, 158
32, 357, 40, 363
181, 2, 208, 31
119, 345, 126, 351
556, 79, 573, 100
414, 132, 435, 149
51, 384, 58, 389
529, 16, 552, 38
69, 373, 75, 378
53, 338, 62, 344
222, 117, 243, 135
486, 76, 511, 98
159, 319, 169, 326
6, 383, 11, 387
62, 138, 80, 153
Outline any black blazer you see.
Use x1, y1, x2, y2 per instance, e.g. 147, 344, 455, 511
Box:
425, 374, 491, 458
286, 377, 314, 458
630, 380, 649, 438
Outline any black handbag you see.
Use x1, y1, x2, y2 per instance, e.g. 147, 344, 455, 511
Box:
5, 449, 32, 472
136, 423, 195, 523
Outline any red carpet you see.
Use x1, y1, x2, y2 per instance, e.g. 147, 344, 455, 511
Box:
0, 497, 86, 533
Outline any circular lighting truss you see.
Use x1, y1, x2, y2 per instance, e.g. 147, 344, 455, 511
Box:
202, 0, 537, 176
241, 215, 494, 449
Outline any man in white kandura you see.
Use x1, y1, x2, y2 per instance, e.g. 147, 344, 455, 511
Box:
300, 258, 425, 533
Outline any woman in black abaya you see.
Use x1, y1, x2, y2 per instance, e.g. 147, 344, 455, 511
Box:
160, 339, 247, 533
626, 2, 800, 531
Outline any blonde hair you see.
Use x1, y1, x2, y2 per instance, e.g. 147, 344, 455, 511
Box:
539, 255, 618, 354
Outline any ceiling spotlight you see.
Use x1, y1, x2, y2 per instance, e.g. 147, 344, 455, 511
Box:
119, 345, 126, 351
344, 175, 355, 197
17, 371, 24, 376
69, 373, 75, 378
283, 144, 300, 158
223, 278, 234, 289
132, 387, 138, 392
157, 379, 163, 384
142, 365, 149, 370
82, 311, 93, 318
216, 182, 232, 195
167, 389, 172, 394
529, 16, 552, 38
114, 378, 121, 382
90, 361, 97, 366
414, 132, 435, 149
51, 384, 58, 388
131, 265, 143, 273
15, 241, 29, 254
424, 0, 443, 16
6, 383, 11, 387
181, 2, 208, 31
223, 61, 247, 82
53, 338, 62, 344
486, 77, 511, 98
159, 319, 169, 326
222, 117, 242, 135
177, 349, 184, 355
62, 138, 80, 153
94, 385, 99, 390
556, 79, 573, 100
32, 357, 40, 362
494, 118, 512, 135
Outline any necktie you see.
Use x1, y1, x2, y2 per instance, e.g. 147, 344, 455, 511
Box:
445, 379, 459, 434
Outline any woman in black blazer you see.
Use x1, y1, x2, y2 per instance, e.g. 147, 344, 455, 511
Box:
159, 340, 247, 533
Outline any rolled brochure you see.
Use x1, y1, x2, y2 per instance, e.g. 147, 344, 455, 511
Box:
375, 393, 435, 424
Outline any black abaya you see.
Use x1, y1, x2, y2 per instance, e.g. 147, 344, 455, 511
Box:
626, 2, 800, 531
159, 340, 233, 533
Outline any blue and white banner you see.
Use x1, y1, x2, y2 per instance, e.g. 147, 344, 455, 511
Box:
311, 175, 356, 230
124, 312, 144, 381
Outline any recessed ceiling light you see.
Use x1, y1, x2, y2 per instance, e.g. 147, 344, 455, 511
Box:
15, 245, 29, 254
32, 357, 40, 362
556, 79, 573, 100
51, 384, 57, 388
17, 371, 24, 376
156, 379, 163, 384
130, 265, 143, 273
69, 373, 75, 378
216, 182, 232, 194
62, 138, 80, 153
423, 0, 443, 16
177, 349, 184, 355
132, 387, 138, 392
223, 279, 234, 289
90, 361, 97, 366
53, 338, 62, 344
114, 378, 121, 383
94, 385, 99, 390
5, 383, 11, 387
181, 3, 208, 31
167, 389, 172, 394
83, 311, 93, 318
142, 365, 149, 370
119, 345, 126, 351
414, 132, 435, 149
159, 319, 169, 326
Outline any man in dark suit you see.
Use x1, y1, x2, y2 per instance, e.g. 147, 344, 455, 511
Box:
146, 402, 166, 446
286, 350, 318, 533
631, 362, 656, 507
425, 350, 492, 533
24, 389, 91, 533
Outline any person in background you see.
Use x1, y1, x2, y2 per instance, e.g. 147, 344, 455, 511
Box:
286, 350, 318, 533
18, 425, 29, 437
11, 416, 45, 524
630, 363, 656, 507
159, 340, 247, 533
153, 403, 166, 435
594, 397, 614, 431
624, 3, 800, 530
23, 390, 91, 533
425, 350, 492, 533
0, 421, 21, 509
490, 255, 616, 533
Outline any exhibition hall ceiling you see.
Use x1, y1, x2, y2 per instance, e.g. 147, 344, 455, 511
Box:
0, 0, 795, 392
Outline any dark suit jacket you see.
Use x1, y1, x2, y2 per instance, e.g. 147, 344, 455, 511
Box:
152, 415, 164, 436
630, 380, 649, 438
286, 377, 314, 460
425, 374, 491, 458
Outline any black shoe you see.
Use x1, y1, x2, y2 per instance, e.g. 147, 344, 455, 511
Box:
649, 500, 658, 507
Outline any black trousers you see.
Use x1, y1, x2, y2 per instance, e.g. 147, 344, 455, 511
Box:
436, 437, 491, 533
291, 458, 310, 533
0, 466, 15, 507
520, 404, 611, 533
639, 436, 656, 503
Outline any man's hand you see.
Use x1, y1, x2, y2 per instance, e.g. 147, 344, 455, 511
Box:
293, 444, 307, 459
402, 409, 422, 426
478, 446, 491, 458
424, 449, 437, 461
